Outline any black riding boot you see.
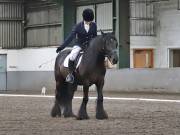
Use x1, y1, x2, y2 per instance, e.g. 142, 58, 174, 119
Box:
66, 60, 75, 83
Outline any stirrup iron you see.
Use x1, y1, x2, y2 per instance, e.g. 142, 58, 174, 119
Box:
66, 73, 74, 83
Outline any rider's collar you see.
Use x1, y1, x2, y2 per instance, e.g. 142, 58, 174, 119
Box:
84, 21, 91, 25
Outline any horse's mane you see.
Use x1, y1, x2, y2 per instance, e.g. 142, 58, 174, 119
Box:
88, 33, 115, 50
80, 35, 106, 67
87, 35, 104, 52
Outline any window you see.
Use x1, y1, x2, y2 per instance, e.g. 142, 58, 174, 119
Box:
76, 5, 95, 23
96, 3, 112, 33
134, 49, 154, 68
169, 49, 180, 67
25, 3, 62, 47
0, 1, 24, 49
76, 2, 113, 34
130, 0, 155, 36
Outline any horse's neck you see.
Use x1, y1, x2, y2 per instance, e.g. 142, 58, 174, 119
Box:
81, 43, 105, 70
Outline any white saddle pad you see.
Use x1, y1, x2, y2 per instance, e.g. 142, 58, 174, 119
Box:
63, 54, 83, 69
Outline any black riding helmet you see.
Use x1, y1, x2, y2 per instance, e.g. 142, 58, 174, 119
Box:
82, 8, 94, 22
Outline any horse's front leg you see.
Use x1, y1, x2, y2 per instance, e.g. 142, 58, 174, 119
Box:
63, 98, 75, 118
95, 79, 108, 119
77, 85, 89, 120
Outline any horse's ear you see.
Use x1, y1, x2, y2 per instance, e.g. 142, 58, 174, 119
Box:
100, 29, 104, 35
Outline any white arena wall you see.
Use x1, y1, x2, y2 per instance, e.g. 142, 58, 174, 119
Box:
0, 48, 57, 92
1, 47, 180, 93
104, 68, 180, 94
1, 48, 56, 72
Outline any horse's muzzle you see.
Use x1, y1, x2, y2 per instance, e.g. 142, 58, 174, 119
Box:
108, 50, 118, 65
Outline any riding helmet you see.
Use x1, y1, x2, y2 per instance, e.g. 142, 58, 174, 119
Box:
82, 8, 94, 22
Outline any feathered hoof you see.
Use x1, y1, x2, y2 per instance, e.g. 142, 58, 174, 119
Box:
76, 113, 89, 120
51, 105, 61, 117
64, 112, 76, 118
96, 110, 108, 120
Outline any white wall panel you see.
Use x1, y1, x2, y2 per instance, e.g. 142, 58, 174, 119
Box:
0, 48, 57, 71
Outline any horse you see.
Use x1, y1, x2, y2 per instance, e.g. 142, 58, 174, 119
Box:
51, 31, 118, 120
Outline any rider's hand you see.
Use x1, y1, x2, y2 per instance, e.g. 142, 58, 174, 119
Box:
56, 46, 64, 53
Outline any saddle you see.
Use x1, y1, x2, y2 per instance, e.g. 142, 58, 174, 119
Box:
63, 51, 83, 69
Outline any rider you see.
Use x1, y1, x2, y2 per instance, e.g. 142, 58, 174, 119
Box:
56, 8, 97, 83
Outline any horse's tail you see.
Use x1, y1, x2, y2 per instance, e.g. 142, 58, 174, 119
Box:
55, 50, 74, 106
52, 49, 76, 117
52, 81, 74, 117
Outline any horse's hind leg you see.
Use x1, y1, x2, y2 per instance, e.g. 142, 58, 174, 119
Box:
95, 80, 108, 119
63, 84, 77, 118
51, 81, 61, 117
77, 85, 89, 120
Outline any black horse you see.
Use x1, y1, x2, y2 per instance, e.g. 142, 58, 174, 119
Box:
51, 31, 118, 120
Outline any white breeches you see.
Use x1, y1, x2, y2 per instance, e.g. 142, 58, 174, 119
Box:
69, 45, 82, 61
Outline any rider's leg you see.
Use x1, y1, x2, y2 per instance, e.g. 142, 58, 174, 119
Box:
66, 46, 81, 83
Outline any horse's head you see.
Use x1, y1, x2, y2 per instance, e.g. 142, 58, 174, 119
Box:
101, 31, 118, 65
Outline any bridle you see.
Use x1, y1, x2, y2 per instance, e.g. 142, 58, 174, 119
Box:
100, 36, 118, 59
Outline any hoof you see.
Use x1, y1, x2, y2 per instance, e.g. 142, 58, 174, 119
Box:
76, 112, 89, 120
96, 110, 108, 120
64, 112, 76, 118
76, 113, 89, 120
51, 105, 61, 117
